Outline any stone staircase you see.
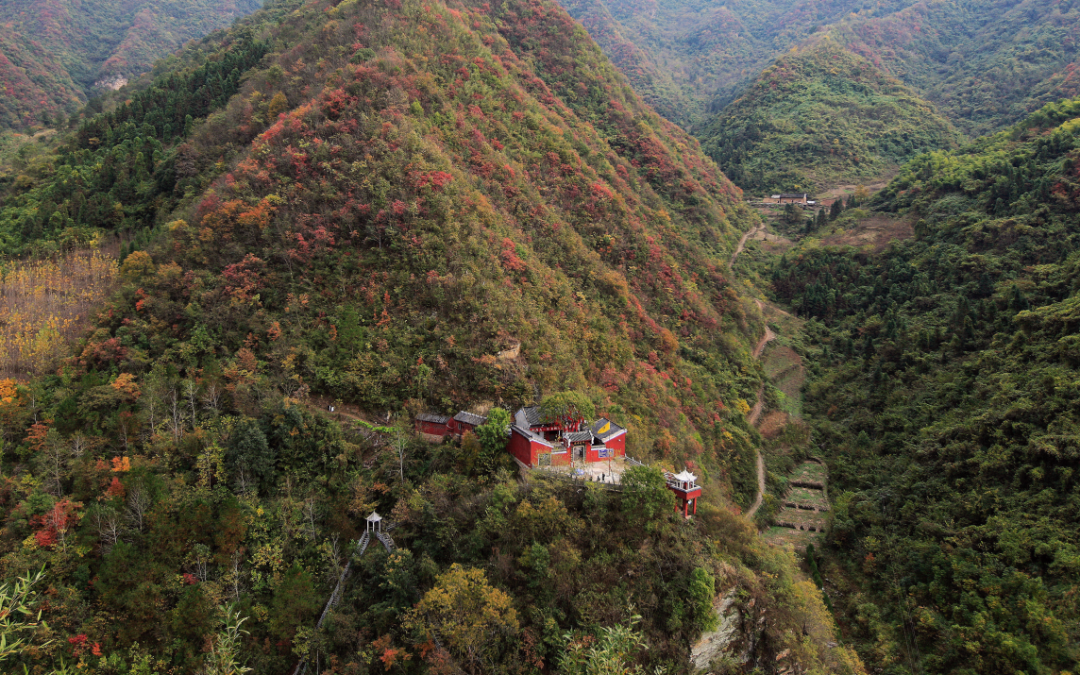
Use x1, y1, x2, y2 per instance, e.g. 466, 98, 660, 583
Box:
293, 522, 396, 675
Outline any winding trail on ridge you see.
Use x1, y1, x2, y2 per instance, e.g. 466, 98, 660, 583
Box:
730, 214, 777, 520
746, 299, 775, 519
730, 221, 766, 268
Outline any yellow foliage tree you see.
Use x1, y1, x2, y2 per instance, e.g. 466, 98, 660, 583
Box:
111, 373, 141, 401
268, 92, 289, 119
404, 564, 519, 673
119, 251, 155, 283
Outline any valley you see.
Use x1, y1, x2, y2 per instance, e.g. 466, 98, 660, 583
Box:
0, 0, 858, 673
0, 0, 1079, 673
0, 0, 264, 131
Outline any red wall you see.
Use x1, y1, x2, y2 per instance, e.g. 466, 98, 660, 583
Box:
416, 420, 448, 436
450, 420, 479, 437
508, 430, 536, 466
606, 432, 626, 456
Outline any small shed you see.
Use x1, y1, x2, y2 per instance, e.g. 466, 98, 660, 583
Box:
778, 193, 808, 204
450, 410, 487, 436
415, 412, 451, 437
563, 429, 593, 462
508, 425, 561, 467
590, 418, 627, 457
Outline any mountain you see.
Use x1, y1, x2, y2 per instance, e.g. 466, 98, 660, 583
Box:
771, 97, 1080, 673
699, 40, 962, 194
0, 0, 262, 130
838, 0, 1080, 137
0, 0, 858, 672
557, 0, 866, 130
558, 0, 1080, 137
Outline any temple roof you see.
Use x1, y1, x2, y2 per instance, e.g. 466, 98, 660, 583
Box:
517, 405, 543, 426
453, 411, 488, 426
591, 417, 626, 442
366, 511, 382, 522
565, 430, 592, 443
416, 412, 450, 424
510, 424, 553, 447
673, 470, 697, 483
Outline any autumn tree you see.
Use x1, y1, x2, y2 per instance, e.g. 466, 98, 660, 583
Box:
539, 392, 596, 426
474, 407, 511, 474
404, 564, 519, 674
267, 92, 289, 119
119, 250, 155, 282
620, 465, 675, 531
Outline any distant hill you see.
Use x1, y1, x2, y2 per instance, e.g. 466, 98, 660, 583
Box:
0, 0, 262, 130
700, 41, 961, 194
838, 0, 1080, 137
558, 0, 1080, 138
558, 0, 858, 130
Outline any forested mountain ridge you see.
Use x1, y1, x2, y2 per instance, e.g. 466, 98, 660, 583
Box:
0, 0, 262, 130
0, 0, 860, 672
558, 0, 1080, 138
838, 0, 1080, 137
771, 97, 1080, 673
699, 40, 961, 194
558, 0, 860, 130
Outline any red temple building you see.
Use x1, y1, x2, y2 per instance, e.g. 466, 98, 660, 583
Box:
666, 470, 702, 518
507, 406, 626, 468
416, 404, 627, 469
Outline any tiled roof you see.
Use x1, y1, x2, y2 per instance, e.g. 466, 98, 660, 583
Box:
565, 430, 592, 443
517, 405, 543, 426
453, 411, 487, 426
590, 418, 625, 442
510, 425, 553, 447
416, 413, 450, 424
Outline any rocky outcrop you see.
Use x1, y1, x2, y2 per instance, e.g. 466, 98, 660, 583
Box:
94, 76, 128, 91
690, 589, 761, 671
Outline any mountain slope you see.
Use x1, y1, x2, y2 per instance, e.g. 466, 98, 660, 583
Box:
0, 0, 861, 672
840, 0, 1080, 137
558, 0, 1080, 138
0, 0, 262, 130
700, 40, 961, 193
558, 0, 769, 128
771, 97, 1080, 673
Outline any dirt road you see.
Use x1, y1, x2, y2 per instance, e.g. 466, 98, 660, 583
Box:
729, 222, 766, 268
745, 300, 778, 518
743, 291, 778, 519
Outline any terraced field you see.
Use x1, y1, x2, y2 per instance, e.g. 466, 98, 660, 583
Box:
766, 460, 829, 550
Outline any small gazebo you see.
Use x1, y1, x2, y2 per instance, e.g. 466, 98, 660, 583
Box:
366, 511, 383, 533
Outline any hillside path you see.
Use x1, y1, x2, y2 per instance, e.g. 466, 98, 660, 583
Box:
729, 222, 766, 268
745, 299, 777, 518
